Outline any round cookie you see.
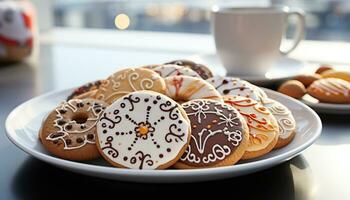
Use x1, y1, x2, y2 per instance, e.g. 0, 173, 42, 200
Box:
39, 99, 107, 161
96, 91, 191, 170
165, 59, 214, 80
207, 76, 263, 101
223, 96, 279, 160
67, 80, 105, 100
153, 64, 201, 78
164, 75, 222, 103
307, 78, 350, 104
261, 98, 296, 149
174, 99, 249, 168
94, 68, 166, 104
278, 80, 306, 99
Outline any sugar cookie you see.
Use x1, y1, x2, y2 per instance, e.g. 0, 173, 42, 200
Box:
165, 75, 222, 102
67, 80, 105, 100
165, 59, 213, 79
96, 91, 191, 169
153, 64, 201, 78
39, 99, 107, 161
223, 96, 279, 160
174, 99, 249, 168
94, 68, 166, 104
307, 78, 350, 104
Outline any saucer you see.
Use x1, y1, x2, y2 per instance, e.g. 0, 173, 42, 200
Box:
188, 54, 310, 86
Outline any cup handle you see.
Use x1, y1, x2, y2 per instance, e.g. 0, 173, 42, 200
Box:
280, 8, 305, 55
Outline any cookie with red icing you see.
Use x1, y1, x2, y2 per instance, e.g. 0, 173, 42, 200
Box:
96, 91, 191, 169
207, 76, 264, 101
224, 96, 279, 160
164, 75, 222, 103
174, 99, 249, 168
39, 99, 107, 161
67, 80, 105, 100
307, 78, 350, 103
165, 59, 213, 80
153, 64, 201, 78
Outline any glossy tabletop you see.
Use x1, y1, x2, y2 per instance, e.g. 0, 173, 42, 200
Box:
1, 30, 350, 199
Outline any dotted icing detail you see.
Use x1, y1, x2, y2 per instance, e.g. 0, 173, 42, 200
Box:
97, 92, 190, 169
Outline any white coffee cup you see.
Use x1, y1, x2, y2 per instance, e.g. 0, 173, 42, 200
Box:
211, 6, 305, 76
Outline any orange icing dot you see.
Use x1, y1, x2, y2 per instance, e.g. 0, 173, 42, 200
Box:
139, 125, 149, 135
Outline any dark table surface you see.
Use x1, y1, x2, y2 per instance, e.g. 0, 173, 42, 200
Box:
1, 42, 350, 200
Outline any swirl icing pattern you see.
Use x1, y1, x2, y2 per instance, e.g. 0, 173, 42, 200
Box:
179, 99, 246, 167
153, 64, 201, 78
223, 96, 279, 158
97, 91, 191, 169
165, 59, 214, 80
94, 68, 166, 104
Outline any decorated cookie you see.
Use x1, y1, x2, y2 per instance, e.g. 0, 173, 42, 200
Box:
94, 68, 166, 104
67, 80, 106, 100
261, 98, 296, 148
164, 75, 222, 103
207, 76, 263, 101
307, 78, 350, 104
153, 64, 201, 78
96, 91, 191, 169
39, 99, 107, 161
174, 99, 249, 168
165, 59, 214, 80
140, 64, 160, 70
223, 96, 279, 160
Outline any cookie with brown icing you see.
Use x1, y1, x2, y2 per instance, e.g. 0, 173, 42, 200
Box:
165, 59, 214, 79
96, 91, 191, 170
174, 99, 249, 168
94, 68, 166, 104
67, 80, 106, 100
39, 99, 107, 161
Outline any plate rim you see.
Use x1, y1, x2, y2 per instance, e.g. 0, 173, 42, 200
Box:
5, 88, 322, 178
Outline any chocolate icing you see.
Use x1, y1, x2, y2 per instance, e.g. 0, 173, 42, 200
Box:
181, 99, 244, 166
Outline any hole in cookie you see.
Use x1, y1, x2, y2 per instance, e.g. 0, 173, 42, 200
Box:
72, 113, 89, 124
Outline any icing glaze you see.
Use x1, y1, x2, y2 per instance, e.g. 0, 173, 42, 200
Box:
207, 76, 263, 101
46, 99, 105, 150
97, 91, 190, 169
165, 75, 222, 102
262, 98, 296, 139
153, 64, 201, 78
180, 99, 245, 166
224, 96, 278, 152
165, 60, 214, 80
95, 68, 166, 104
67, 80, 104, 100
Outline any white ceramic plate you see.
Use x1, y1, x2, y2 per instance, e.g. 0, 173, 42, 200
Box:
188, 54, 310, 86
301, 94, 350, 114
6, 88, 321, 183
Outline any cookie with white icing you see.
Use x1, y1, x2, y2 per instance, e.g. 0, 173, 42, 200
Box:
67, 80, 106, 100
94, 68, 166, 104
262, 98, 296, 148
165, 75, 222, 103
39, 99, 107, 161
96, 91, 191, 170
224, 96, 279, 160
174, 99, 249, 168
153, 64, 201, 78
207, 76, 263, 101
165, 59, 214, 80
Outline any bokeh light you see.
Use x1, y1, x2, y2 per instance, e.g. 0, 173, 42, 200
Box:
114, 13, 130, 30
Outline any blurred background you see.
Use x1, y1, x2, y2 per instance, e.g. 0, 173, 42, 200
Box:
40, 0, 350, 41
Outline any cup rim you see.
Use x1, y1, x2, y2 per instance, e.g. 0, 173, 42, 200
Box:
211, 5, 290, 14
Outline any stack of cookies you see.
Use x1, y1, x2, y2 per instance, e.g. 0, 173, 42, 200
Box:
39, 60, 297, 170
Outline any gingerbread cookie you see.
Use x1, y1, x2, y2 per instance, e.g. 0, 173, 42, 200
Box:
94, 68, 166, 104
307, 78, 350, 104
223, 96, 279, 160
165, 59, 213, 79
261, 98, 296, 148
39, 99, 107, 161
174, 99, 249, 168
164, 75, 222, 103
207, 76, 263, 101
96, 91, 191, 169
153, 64, 201, 78
67, 80, 105, 100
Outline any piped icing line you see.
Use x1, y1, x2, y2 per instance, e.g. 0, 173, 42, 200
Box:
312, 78, 350, 96
46, 100, 104, 150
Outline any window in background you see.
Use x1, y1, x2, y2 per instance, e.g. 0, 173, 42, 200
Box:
53, 0, 350, 42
